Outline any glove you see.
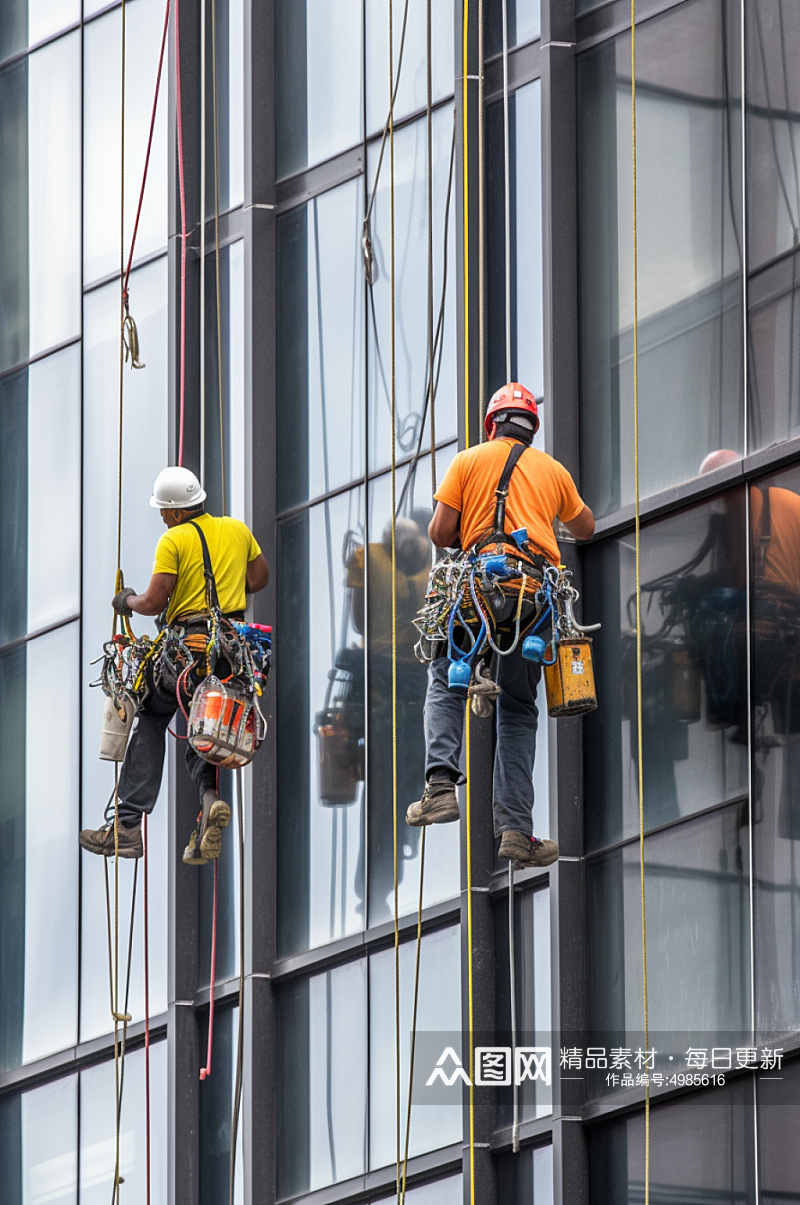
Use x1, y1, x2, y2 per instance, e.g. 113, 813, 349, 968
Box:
112, 587, 136, 617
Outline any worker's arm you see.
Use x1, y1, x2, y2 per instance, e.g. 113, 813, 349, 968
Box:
562, 503, 595, 541
429, 501, 461, 549
126, 572, 178, 617
246, 553, 269, 593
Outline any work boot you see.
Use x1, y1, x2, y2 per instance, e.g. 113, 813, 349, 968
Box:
79, 820, 143, 859
406, 777, 460, 827
183, 791, 231, 865
498, 830, 559, 868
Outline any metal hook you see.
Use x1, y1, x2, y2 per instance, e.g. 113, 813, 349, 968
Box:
122, 312, 146, 369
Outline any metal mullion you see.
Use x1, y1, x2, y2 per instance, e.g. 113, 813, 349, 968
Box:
0, 614, 82, 659
490, 1118, 555, 1153
83, 247, 168, 295
583, 794, 750, 863
575, 0, 688, 53
0, 1021, 169, 1099
275, 1143, 463, 1205
484, 38, 543, 102
0, 336, 83, 384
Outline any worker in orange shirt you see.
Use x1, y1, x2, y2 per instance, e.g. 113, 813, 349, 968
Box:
406, 384, 595, 867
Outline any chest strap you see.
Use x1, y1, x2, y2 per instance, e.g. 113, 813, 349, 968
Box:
188, 521, 222, 615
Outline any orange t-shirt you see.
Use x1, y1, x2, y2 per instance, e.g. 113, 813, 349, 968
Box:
751, 486, 800, 597
435, 439, 585, 564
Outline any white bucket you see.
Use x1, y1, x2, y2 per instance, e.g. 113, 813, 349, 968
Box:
99, 693, 137, 762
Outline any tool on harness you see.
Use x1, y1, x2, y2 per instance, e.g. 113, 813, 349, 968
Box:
183, 521, 270, 766
100, 692, 137, 762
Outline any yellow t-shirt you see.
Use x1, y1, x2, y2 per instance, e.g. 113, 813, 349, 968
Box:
346, 543, 429, 664
435, 439, 584, 564
153, 513, 262, 622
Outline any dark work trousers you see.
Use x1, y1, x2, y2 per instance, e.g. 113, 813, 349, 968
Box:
117, 629, 225, 826
423, 648, 542, 838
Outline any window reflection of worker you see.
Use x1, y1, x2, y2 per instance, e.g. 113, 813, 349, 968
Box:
406, 384, 595, 869
701, 450, 800, 836
79, 467, 269, 864
347, 513, 431, 908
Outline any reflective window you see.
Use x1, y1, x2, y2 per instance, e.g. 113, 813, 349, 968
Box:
0, 0, 80, 61
494, 888, 551, 1125
749, 465, 800, 1040
277, 959, 368, 1197
276, 181, 365, 512
367, 107, 458, 477
83, 0, 168, 283
486, 0, 541, 57
758, 1055, 800, 1202
0, 347, 81, 645
369, 926, 462, 1170
587, 1076, 754, 1203
198, 768, 241, 988
199, 1009, 244, 1205
0, 33, 80, 373
487, 81, 543, 417
209, 0, 244, 211
365, 0, 454, 135
372, 1175, 462, 1204
80, 1043, 168, 1203
497, 1144, 554, 1204
0, 625, 79, 1075
81, 258, 169, 1042
0, 1076, 78, 1205
584, 495, 749, 852
201, 240, 246, 521
276, 488, 366, 957
276, 0, 363, 178
577, 0, 743, 518
586, 805, 751, 1066
747, 1, 800, 451
366, 451, 460, 927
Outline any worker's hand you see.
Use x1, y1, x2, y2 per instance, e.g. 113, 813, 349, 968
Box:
112, 587, 137, 617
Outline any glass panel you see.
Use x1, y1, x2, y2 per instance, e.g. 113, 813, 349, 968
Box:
495, 888, 551, 1124
758, 1055, 800, 1204
486, 0, 541, 57
584, 494, 749, 853
370, 926, 462, 1170
22, 1077, 78, 1205
83, 0, 168, 283
586, 805, 751, 1073
372, 1175, 463, 1204
365, 0, 454, 134
747, 1, 800, 452
205, 0, 244, 211
497, 1144, 554, 1205
198, 768, 240, 988
0, 346, 81, 645
487, 81, 544, 425
367, 108, 458, 477
587, 1076, 754, 1203
750, 464, 800, 1040
0, 34, 80, 373
577, 0, 743, 519
80, 1043, 168, 1203
81, 258, 169, 1041
277, 959, 368, 1198
276, 489, 366, 957
201, 240, 246, 521
0, 627, 80, 1074
199, 1009, 243, 1205
276, 0, 363, 178
366, 451, 460, 926
276, 180, 365, 512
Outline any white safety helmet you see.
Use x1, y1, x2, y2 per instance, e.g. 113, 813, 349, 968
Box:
149, 466, 207, 509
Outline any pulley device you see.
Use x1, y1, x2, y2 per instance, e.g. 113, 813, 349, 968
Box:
412, 441, 600, 717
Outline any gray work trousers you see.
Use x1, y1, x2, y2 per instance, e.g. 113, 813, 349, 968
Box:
423, 651, 542, 837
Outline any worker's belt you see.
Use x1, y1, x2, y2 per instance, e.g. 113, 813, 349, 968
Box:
172, 610, 246, 626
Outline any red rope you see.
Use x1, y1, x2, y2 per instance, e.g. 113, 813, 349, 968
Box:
199, 858, 218, 1080
175, 0, 187, 467
122, 0, 170, 306
143, 815, 151, 1205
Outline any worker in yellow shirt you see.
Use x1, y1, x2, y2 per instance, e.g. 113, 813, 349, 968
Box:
407, 384, 594, 868
79, 466, 268, 863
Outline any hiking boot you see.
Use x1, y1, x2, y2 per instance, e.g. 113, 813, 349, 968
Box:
79, 820, 143, 859
498, 830, 559, 868
182, 828, 207, 866
406, 778, 459, 827
197, 796, 231, 861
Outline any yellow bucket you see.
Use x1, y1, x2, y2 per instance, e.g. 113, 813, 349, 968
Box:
544, 639, 597, 717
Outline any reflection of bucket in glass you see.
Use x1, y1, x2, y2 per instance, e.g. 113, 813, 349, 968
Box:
315, 707, 359, 805
100, 693, 137, 762
188, 676, 257, 767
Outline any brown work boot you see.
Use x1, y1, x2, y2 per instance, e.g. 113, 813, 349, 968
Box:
79, 820, 143, 859
193, 792, 231, 862
499, 830, 559, 868
182, 827, 207, 866
406, 778, 460, 827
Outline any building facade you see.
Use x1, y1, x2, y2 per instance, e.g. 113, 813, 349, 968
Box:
0, 0, 799, 1202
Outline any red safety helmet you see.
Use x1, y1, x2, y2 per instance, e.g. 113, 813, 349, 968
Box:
484, 382, 540, 440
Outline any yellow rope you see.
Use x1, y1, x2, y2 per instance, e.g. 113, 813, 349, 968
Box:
462, 4, 476, 1201
211, 0, 226, 516
631, 4, 650, 1201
